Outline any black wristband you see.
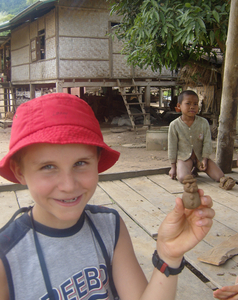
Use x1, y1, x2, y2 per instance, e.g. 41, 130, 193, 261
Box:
152, 250, 185, 277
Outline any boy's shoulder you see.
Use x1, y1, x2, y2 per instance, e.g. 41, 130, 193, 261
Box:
0, 213, 30, 255
85, 205, 120, 248
85, 204, 120, 220
195, 115, 209, 122
169, 116, 181, 127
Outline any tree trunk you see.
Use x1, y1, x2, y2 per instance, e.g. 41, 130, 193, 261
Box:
216, 0, 238, 173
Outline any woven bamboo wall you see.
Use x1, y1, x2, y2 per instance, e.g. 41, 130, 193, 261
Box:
38, 15, 45, 31
59, 0, 108, 10
59, 37, 108, 59
110, 28, 131, 78
45, 10, 56, 62
30, 21, 37, 40
12, 65, 29, 81
58, 5, 111, 78
11, 25, 30, 81
59, 60, 109, 78
111, 34, 124, 55
30, 59, 57, 80
46, 37, 57, 60
11, 25, 29, 51
58, 8, 109, 37
11, 46, 29, 66
112, 54, 131, 78
134, 65, 172, 78
46, 10, 56, 38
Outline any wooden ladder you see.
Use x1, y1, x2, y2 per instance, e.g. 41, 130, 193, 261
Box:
117, 79, 149, 130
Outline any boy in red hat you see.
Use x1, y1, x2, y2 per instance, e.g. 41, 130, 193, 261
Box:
0, 93, 214, 300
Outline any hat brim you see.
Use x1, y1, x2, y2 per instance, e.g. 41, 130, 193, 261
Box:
0, 125, 120, 183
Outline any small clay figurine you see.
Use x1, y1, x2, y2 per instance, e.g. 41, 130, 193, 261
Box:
182, 175, 201, 209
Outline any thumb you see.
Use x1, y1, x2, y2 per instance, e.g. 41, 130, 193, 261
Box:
175, 197, 185, 212
167, 197, 185, 223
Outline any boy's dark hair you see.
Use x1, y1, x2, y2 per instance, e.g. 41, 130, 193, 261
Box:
178, 90, 198, 104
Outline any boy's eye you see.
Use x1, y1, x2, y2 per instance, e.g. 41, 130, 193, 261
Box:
74, 161, 86, 167
41, 164, 54, 170
186, 102, 198, 106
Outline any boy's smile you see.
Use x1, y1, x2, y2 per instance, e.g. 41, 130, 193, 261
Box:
11, 143, 99, 229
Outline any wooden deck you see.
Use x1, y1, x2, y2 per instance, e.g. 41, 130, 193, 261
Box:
1, 170, 238, 299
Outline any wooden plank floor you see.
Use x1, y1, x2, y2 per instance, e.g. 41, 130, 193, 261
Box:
2, 170, 238, 299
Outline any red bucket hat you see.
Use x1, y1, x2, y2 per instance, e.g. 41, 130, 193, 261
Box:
0, 93, 120, 183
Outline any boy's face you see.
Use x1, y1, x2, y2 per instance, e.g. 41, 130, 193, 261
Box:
12, 143, 99, 229
177, 94, 199, 118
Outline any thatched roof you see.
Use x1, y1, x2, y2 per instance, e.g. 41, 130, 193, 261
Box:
178, 49, 223, 86
178, 62, 221, 86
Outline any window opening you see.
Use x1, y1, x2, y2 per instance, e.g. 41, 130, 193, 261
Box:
38, 29, 45, 60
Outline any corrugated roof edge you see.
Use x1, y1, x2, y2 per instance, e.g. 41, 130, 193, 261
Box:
0, 0, 56, 32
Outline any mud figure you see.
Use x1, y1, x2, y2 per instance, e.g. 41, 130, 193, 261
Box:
182, 175, 201, 209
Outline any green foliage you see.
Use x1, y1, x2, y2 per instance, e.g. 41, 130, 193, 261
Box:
0, 12, 13, 36
0, 12, 14, 23
0, 0, 36, 35
0, 0, 28, 15
110, 0, 230, 71
26, 0, 38, 5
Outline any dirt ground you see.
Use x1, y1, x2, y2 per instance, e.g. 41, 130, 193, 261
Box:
101, 126, 170, 173
0, 124, 224, 176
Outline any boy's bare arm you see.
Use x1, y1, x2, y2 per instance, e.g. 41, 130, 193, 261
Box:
0, 259, 9, 300
113, 218, 179, 300
169, 163, 176, 179
112, 218, 148, 300
113, 190, 214, 300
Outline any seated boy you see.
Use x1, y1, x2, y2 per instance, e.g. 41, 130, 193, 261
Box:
168, 90, 235, 190
0, 93, 214, 299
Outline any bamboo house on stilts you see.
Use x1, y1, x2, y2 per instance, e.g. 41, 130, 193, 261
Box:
0, 0, 179, 129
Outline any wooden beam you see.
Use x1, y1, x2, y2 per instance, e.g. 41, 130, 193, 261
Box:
61, 80, 178, 88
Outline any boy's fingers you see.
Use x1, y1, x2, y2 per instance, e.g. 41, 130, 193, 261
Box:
198, 189, 213, 208
197, 207, 215, 219
214, 289, 238, 299
196, 216, 213, 227
200, 195, 213, 208
197, 189, 204, 197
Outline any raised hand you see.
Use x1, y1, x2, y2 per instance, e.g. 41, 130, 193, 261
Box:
156, 189, 214, 265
